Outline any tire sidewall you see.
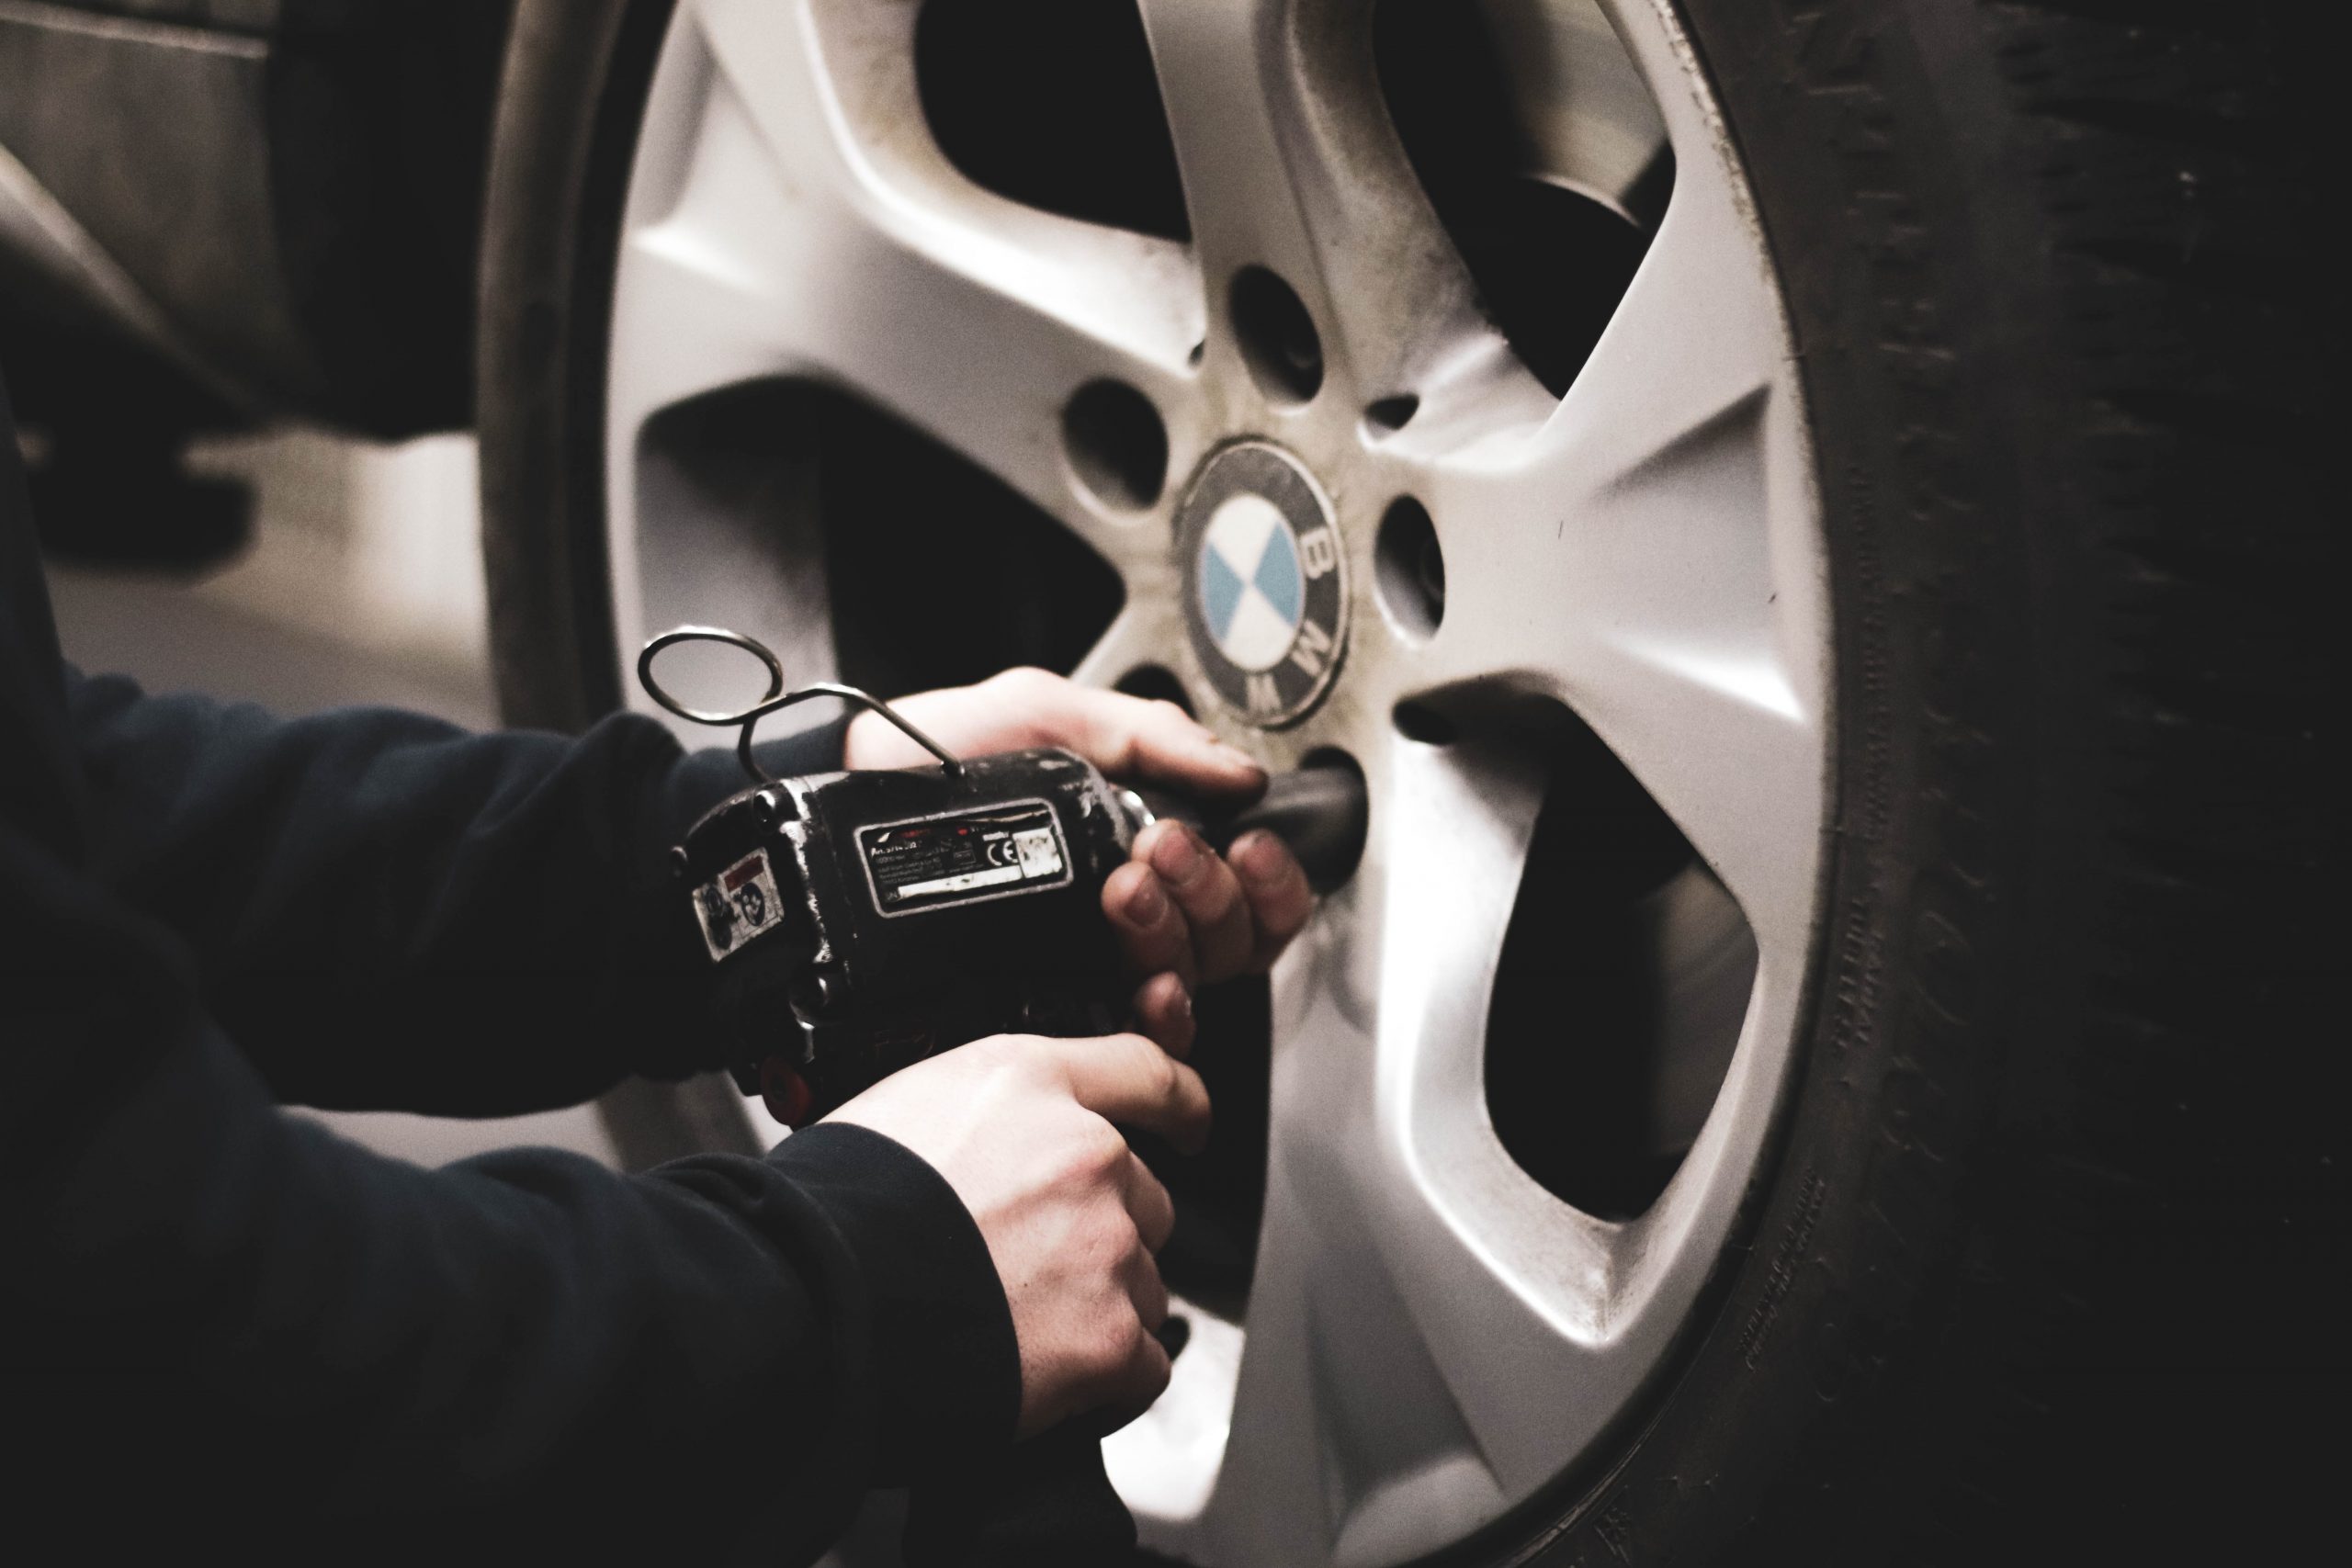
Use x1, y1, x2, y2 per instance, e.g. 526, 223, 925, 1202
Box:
479, 0, 679, 739
1512, 1, 2290, 1561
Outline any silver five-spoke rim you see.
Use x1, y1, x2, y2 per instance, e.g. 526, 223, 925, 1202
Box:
604, 3, 1826, 1563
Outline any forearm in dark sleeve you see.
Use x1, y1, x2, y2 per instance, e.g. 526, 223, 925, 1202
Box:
3, 826, 1015, 1557
61, 669, 843, 1113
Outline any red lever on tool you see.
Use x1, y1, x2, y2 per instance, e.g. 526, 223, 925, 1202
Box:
760, 1056, 816, 1129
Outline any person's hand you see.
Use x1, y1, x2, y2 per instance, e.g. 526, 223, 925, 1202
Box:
844, 668, 1317, 1053
824, 1031, 1209, 1437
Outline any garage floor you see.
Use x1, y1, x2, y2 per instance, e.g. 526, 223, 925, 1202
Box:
41, 427, 620, 1170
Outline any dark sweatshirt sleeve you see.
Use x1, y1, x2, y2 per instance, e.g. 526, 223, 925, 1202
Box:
1, 368, 1030, 1553
2, 807, 1018, 1555
0, 367, 1023, 1552
61, 667, 839, 1115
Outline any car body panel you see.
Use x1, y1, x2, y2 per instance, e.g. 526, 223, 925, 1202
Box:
0, 0, 512, 436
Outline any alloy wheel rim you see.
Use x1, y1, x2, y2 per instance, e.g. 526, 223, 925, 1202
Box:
601, 3, 1828, 1562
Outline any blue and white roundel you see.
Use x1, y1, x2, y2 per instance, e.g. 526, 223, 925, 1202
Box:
1174, 441, 1348, 727
1197, 494, 1305, 673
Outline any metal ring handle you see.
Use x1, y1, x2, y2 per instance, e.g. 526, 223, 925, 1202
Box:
637, 626, 786, 724
638, 626, 963, 783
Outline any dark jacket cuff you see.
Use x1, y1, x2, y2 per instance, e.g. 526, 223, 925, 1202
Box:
766, 1122, 1022, 1483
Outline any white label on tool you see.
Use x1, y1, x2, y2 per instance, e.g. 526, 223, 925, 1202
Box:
857, 800, 1070, 917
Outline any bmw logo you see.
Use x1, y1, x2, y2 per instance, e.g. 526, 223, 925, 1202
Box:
1176, 442, 1348, 727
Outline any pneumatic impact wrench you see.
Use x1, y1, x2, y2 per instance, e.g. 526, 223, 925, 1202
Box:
642, 626, 1369, 1133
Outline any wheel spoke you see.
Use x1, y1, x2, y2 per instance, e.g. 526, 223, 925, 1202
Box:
1143, 738, 1544, 1564
1134, 0, 1510, 411
1067, 576, 1186, 693
1404, 148, 1824, 961
1143, 734, 1796, 1566
608, 0, 1203, 581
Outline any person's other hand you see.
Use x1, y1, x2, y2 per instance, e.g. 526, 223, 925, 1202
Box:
825, 1031, 1208, 1437
843, 668, 1317, 1054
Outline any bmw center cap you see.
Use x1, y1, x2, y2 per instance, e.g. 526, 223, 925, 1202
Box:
1177, 442, 1347, 726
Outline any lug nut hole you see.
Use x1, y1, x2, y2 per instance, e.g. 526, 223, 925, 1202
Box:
1374, 496, 1445, 641
1062, 379, 1169, 510
1230, 266, 1324, 404
1363, 394, 1419, 434
1393, 702, 1457, 746
1115, 663, 1197, 716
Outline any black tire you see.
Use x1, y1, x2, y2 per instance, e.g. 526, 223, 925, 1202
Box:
477, 1, 2336, 1561
1513, 4, 2335, 1562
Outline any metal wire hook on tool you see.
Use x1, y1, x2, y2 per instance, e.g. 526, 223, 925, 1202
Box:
637, 626, 964, 784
